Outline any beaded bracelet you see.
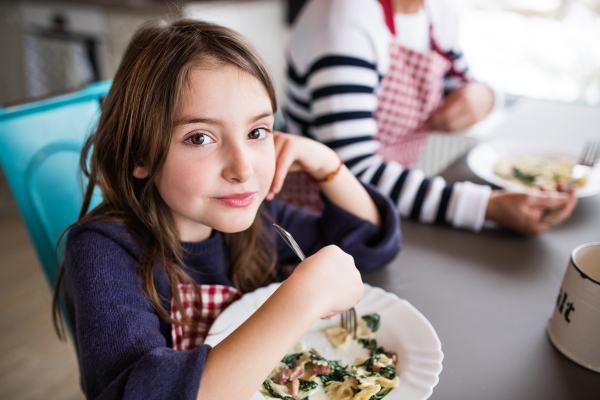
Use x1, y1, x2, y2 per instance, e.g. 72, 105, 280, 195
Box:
307, 159, 344, 184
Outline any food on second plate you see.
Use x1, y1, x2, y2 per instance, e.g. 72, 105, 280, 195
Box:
260, 313, 399, 400
493, 156, 587, 191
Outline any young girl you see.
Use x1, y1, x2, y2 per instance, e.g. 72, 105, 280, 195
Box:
52, 19, 400, 399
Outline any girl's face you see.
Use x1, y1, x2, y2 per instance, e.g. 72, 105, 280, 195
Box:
136, 65, 275, 242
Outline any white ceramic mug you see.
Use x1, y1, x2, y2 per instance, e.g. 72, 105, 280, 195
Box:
547, 242, 600, 372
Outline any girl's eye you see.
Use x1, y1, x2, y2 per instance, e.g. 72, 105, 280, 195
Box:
188, 133, 214, 146
248, 128, 269, 140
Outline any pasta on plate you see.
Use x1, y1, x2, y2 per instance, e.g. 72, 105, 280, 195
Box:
260, 314, 399, 400
493, 156, 587, 191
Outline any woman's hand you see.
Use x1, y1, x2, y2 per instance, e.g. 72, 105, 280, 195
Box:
266, 132, 340, 201
288, 245, 364, 319
485, 189, 578, 235
426, 82, 495, 132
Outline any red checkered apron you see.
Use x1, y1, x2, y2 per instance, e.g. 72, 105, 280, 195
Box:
170, 284, 242, 351
374, 0, 453, 167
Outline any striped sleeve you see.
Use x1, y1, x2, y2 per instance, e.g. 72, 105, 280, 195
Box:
286, 53, 491, 231
441, 47, 474, 96
427, 0, 474, 94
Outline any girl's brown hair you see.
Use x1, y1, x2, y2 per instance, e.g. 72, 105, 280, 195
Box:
53, 19, 279, 339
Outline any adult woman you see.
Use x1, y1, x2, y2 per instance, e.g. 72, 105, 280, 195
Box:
283, 0, 577, 235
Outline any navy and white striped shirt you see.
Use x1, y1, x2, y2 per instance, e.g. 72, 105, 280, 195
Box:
286, 0, 496, 231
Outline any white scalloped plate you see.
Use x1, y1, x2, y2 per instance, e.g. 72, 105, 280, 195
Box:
205, 283, 443, 400
467, 140, 600, 197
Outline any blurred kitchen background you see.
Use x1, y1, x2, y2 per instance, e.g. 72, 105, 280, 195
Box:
0, 1, 599, 399
1, 0, 600, 214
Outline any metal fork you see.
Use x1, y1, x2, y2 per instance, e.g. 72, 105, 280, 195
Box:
568, 140, 600, 191
272, 224, 357, 339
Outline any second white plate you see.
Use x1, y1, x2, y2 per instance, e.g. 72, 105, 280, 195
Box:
467, 140, 600, 197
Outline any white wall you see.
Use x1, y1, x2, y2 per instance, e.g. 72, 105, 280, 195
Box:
184, 0, 290, 108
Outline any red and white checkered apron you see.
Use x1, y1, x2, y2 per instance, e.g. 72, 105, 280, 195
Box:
374, 0, 452, 167
170, 284, 242, 351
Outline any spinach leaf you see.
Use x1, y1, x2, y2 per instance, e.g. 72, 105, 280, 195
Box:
318, 375, 333, 386
317, 359, 355, 386
362, 313, 381, 332
358, 339, 387, 357
369, 389, 392, 400
281, 353, 302, 368
357, 354, 381, 371
356, 352, 397, 379
320, 373, 351, 387
298, 379, 318, 391
262, 380, 294, 400
378, 365, 397, 380
512, 167, 539, 185
309, 353, 328, 363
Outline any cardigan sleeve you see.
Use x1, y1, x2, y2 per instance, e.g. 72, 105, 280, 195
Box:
267, 182, 401, 272
286, 0, 491, 231
63, 226, 207, 400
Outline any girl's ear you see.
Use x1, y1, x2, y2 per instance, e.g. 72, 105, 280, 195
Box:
133, 164, 149, 179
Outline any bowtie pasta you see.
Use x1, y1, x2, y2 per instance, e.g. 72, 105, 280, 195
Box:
493, 156, 587, 191
260, 314, 399, 400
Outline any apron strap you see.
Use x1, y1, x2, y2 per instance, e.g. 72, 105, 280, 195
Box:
378, 0, 396, 35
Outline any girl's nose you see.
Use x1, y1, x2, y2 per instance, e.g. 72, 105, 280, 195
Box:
223, 145, 253, 183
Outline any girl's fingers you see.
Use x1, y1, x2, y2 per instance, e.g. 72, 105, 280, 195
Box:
320, 311, 343, 320
273, 132, 285, 153
266, 135, 285, 200
268, 139, 296, 198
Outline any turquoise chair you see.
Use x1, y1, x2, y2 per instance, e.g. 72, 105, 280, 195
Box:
0, 81, 110, 288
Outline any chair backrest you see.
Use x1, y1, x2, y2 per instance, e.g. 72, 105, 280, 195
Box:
0, 81, 110, 288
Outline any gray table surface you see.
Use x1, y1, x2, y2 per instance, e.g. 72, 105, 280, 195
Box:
362, 99, 600, 400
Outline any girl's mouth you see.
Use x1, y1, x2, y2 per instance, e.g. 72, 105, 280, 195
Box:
212, 192, 257, 208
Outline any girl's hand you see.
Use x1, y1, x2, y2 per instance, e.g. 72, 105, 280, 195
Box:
426, 82, 494, 132
198, 245, 362, 400
286, 245, 364, 319
267, 132, 381, 227
485, 189, 578, 235
266, 132, 340, 201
